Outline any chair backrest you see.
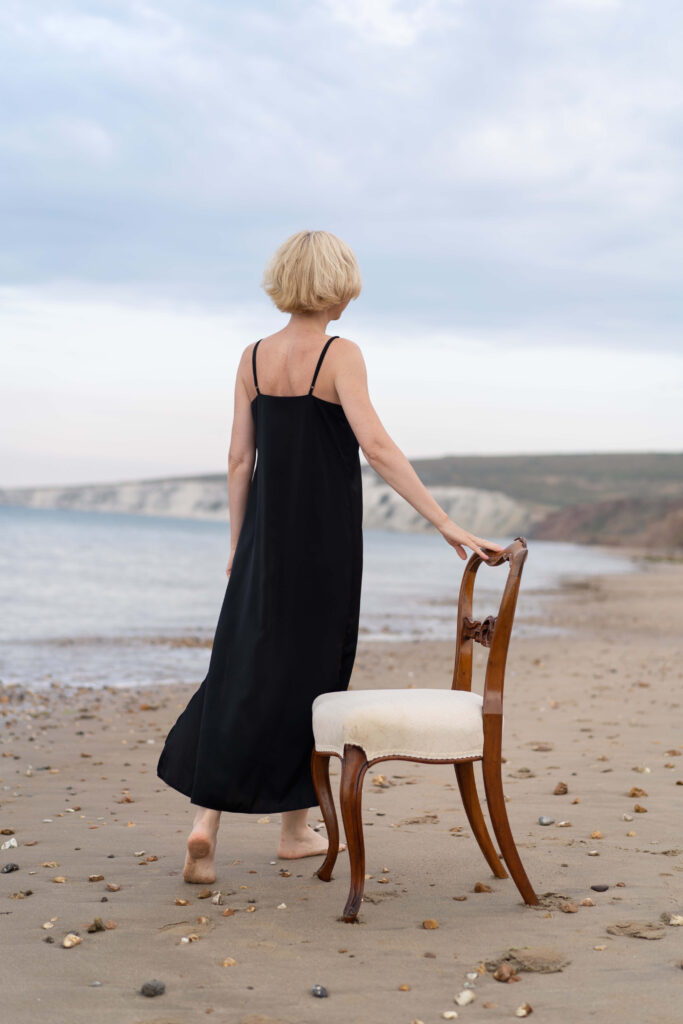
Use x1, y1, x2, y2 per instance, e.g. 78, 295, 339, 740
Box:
451, 536, 528, 716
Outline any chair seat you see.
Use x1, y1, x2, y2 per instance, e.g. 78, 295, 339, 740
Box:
312, 688, 484, 762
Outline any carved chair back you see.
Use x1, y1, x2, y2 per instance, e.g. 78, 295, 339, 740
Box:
451, 536, 528, 732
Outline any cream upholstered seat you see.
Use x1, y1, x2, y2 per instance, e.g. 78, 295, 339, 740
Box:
312, 688, 485, 762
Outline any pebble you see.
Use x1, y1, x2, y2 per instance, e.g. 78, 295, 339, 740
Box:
423, 918, 440, 929
591, 884, 609, 892
311, 985, 328, 998
474, 882, 492, 893
590, 830, 603, 840
553, 782, 568, 795
538, 816, 554, 826
580, 898, 595, 907
634, 804, 648, 813
1, 862, 20, 873
140, 979, 165, 997
277, 903, 287, 910
587, 850, 600, 857
90, 981, 102, 987
516, 1004, 533, 1017
622, 814, 634, 821
454, 990, 475, 1006
560, 902, 578, 914
222, 957, 237, 966
1, 837, 18, 850
442, 1013, 459, 1020
62, 933, 82, 948
493, 963, 517, 982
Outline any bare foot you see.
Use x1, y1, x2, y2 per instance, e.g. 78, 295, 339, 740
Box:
183, 811, 219, 883
277, 824, 346, 860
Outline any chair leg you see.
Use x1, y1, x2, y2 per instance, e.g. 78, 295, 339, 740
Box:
311, 750, 339, 882
455, 761, 508, 879
339, 744, 369, 922
482, 757, 539, 905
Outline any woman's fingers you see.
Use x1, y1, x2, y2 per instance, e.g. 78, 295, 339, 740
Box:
474, 535, 506, 552
442, 522, 507, 560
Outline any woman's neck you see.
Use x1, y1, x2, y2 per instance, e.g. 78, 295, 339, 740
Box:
285, 310, 335, 336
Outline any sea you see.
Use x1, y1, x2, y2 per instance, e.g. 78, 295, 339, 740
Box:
0, 506, 637, 691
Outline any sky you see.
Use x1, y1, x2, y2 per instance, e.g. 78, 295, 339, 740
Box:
2, 0, 682, 487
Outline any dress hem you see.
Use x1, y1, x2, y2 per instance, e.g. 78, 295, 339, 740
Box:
156, 766, 321, 815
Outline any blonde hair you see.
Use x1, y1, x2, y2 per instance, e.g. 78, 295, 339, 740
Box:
262, 230, 362, 313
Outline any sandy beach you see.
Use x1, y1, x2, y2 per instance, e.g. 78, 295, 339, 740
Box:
1, 553, 682, 1024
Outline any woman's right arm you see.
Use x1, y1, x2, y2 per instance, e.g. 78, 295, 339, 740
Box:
333, 338, 505, 562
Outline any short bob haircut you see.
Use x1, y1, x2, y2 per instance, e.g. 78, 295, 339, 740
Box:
262, 230, 362, 314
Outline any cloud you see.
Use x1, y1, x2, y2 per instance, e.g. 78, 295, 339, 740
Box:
322, 0, 459, 47
0, 0, 681, 351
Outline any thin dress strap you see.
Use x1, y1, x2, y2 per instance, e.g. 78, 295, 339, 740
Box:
309, 336, 339, 395
252, 339, 262, 395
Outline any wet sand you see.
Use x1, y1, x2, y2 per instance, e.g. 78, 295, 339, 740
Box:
1, 554, 682, 1023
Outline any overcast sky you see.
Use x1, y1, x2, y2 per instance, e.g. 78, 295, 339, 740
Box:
2, 0, 682, 487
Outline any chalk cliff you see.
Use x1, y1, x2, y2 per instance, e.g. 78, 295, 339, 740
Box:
0, 469, 542, 536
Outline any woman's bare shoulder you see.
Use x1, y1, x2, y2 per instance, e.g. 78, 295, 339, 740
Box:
331, 335, 364, 361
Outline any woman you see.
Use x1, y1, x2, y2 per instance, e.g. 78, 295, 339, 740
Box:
156, 230, 505, 884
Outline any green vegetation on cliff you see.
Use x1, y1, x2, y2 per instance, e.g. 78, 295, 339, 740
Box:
409, 451, 683, 508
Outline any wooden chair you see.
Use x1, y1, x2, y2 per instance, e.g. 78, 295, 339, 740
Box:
311, 535, 539, 922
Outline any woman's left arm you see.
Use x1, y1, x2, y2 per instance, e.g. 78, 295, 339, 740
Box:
226, 347, 257, 575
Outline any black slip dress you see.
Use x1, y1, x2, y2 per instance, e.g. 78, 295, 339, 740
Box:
156, 335, 363, 813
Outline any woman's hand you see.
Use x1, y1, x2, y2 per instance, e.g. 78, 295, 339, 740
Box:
438, 518, 506, 561
226, 549, 236, 577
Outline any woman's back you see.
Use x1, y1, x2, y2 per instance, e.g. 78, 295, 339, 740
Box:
248, 329, 345, 406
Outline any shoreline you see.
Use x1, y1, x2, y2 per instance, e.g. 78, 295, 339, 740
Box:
1, 540, 646, 694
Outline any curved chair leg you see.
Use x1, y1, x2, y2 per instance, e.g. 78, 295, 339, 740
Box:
482, 758, 539, 905
340, 744, 369, 922
455, 761, 508, 879
311, 750, 339, 882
